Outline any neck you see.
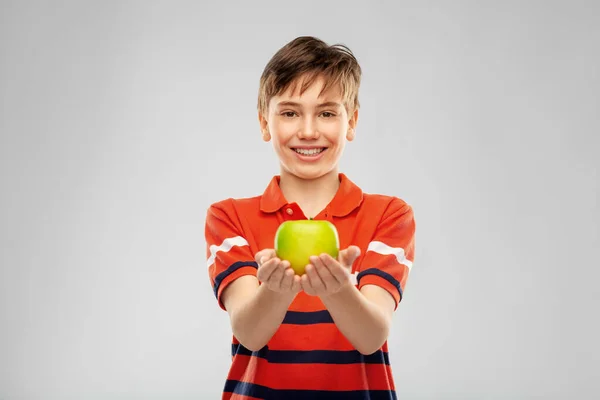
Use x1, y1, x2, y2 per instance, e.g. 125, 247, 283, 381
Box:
279, 168, 340, 218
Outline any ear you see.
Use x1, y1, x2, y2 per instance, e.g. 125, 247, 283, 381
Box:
346, 108, 359, 141
258, 111, 270, 142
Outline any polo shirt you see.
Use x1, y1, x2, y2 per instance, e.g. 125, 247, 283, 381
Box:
205, 172, 416, 400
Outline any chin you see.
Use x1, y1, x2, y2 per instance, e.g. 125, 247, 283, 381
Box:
285, 165, 336, 181
296, 172, 327, 180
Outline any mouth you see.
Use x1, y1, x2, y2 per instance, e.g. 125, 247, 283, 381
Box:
291, 147, 327, 156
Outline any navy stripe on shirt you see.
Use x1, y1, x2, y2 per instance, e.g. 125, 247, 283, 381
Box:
282, 310, 334, 324
224, 380, 397, 400
356, 268, 403, 298
212, 261, 258, 298
231, 344, 390, 365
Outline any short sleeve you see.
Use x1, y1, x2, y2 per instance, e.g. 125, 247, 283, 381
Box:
205, 203, 258, 310
357, 198, 416, 309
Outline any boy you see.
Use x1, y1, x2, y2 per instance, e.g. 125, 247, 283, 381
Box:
205, 36, 416, 399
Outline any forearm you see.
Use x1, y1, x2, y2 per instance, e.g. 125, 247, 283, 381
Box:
229, 284, 296, 351
320, 284, 391, 355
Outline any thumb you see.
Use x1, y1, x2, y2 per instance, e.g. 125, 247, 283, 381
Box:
255, 248, 276, 265
339, 245, 361, 266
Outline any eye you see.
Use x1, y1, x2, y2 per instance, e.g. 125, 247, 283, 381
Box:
321, 112, 336, 118
282, 111, 297, 118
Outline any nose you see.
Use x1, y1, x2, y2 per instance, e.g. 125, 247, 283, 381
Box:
297, 118, 320, 139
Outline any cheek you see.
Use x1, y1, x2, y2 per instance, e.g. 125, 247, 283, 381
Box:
271, 125, 297, 144
322, 129, 346, 145
270, 132, 291, 154
321, 121, 345, 137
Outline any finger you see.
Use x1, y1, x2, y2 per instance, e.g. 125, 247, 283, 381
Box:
300, 273, 315, 296
278, 260, 293, 290
339, 246, 361, 266
280, 267, 295, 291
255, 249, 276, 265
305, 263, 325, 293
319, 253, 347, 283
311, 255, 337, 289
267, 259, 285, 288
256, 257, 279, 282
292, 275, 302, 293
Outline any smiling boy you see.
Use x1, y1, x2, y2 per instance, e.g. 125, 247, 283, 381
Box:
205, 36, 416, 399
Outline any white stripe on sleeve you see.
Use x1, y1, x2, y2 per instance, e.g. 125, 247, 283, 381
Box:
207, 236, 249, 269
366, 240, 413, 271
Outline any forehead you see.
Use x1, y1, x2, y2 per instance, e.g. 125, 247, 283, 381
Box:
274, 74, 343, 103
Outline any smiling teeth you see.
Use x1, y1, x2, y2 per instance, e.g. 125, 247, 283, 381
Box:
294, 148, 324, 156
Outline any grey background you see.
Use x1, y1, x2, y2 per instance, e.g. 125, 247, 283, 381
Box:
1, 1, 598, 399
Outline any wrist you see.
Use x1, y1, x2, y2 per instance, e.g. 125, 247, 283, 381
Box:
321, 281, 357, 303
258, 283, 297, 304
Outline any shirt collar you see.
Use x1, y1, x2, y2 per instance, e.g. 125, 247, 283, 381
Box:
260, 172, 363, 217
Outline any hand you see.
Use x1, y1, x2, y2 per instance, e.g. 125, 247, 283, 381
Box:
255, 249, 302, 294
301, 246, 361, 297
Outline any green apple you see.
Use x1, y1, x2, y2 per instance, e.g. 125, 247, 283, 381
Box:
274, 219, 340, 275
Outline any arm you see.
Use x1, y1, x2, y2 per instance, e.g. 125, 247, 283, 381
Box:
301, 249, 395, 355
205, 204, 301, 351
320, 283, 395, 355
221, 274, 296, 352
301, 198, 415, 355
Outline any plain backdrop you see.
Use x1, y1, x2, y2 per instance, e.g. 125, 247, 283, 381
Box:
1, 1, 599, 399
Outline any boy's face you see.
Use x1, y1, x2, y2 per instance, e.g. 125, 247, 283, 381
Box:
259, 74, 358, 181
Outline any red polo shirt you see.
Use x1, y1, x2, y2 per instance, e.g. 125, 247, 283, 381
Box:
205, 172, 416, 399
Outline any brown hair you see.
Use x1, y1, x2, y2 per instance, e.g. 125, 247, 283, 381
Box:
257, 36, 362, 116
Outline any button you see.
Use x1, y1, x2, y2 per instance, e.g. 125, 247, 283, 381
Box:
286, 207, 293, 215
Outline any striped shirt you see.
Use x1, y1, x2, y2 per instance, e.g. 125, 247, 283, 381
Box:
205, 173, 416, 399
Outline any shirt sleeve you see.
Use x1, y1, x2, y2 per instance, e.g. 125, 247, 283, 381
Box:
357, 197, 416, 309
205, 202, 258, 311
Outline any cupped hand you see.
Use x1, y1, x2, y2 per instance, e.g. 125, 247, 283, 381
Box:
255, 249, 302, 294
301, 245, 361, 297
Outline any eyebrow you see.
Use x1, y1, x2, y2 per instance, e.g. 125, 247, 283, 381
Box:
276, 101, 342, 108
